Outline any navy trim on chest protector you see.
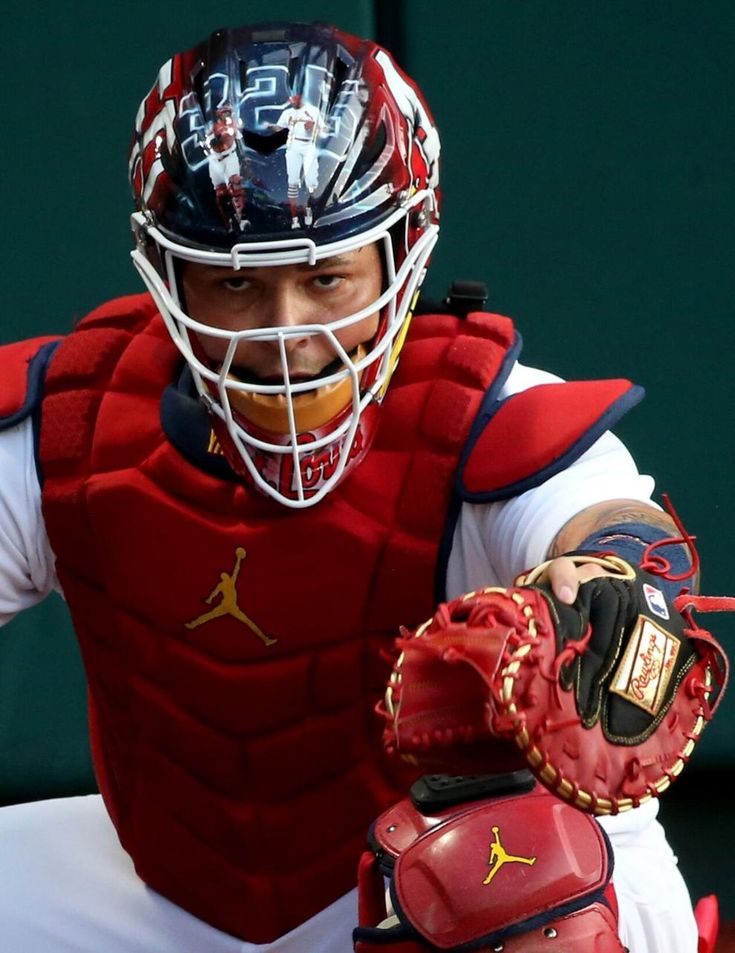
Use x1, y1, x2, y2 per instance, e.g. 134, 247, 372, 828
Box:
456, 378, 645, 503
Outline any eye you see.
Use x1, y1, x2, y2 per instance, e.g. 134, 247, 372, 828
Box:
312, 274, 344, 289
222, 276, 252, 292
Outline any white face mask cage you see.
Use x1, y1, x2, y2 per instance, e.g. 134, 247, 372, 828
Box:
131, 192, 439, 508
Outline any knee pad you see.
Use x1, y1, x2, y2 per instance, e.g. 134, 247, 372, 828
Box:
354, 773, 627, 952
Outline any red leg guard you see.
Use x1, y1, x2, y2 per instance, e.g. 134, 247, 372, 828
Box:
694, 895, 719, 953
354, 780, 627, 951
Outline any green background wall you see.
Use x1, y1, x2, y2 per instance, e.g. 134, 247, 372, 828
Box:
1, 0, 733, 912
407, 0, 735, 771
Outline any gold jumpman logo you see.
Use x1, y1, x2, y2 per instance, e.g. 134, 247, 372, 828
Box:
482, 826, 536, 886
185, 547, 277, 646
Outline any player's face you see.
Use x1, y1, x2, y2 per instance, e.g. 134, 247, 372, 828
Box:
182, 243, 383, 381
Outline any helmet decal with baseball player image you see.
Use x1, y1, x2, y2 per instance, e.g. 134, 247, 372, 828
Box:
204, 101, 249, 234
128, 22, 440, 508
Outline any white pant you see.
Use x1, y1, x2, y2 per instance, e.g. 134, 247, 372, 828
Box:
208, 149, 240, 188
0, 795, 697, 952
285, 144, 318, 191
0, 796, 356, 953
598, 802, 699, 953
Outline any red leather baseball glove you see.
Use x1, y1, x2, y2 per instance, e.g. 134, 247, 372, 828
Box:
382, 554, 730, 814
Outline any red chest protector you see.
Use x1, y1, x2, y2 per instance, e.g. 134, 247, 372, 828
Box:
32, 294, 517, 941
4, 294, 640, 942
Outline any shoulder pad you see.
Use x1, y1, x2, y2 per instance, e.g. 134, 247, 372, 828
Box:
458, 379, 644, 501
73, 292, 158, 332
0, 337, 62, 428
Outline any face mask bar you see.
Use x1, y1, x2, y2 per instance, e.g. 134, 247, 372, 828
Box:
131, 195, 439, 507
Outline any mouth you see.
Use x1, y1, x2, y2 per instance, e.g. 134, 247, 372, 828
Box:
227, 354, 350, 386
221, 345, 368, 434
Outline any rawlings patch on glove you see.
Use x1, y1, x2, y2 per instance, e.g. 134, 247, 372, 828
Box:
382, 554, 730, 814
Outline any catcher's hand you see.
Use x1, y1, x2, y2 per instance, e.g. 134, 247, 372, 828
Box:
382, 554, 729, 814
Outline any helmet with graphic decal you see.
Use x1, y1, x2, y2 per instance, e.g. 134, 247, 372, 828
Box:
129, 22, 440, 507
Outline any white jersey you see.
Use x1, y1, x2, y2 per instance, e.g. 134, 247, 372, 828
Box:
275, 105, 320, 146
0, 360, 696, 953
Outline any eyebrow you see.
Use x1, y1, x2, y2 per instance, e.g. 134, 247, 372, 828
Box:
296, 255, 356, 271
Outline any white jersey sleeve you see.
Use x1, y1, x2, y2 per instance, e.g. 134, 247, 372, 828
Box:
445, 360, 656, 599
0, 418, 59, 626
275, 107, 293, 128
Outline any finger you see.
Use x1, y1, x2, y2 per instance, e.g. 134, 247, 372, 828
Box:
545, 556, 580, 605
545, 558, 607, 604
575, 563, 607, 584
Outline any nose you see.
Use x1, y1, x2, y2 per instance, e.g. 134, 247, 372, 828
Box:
261, 282, 302, 327
256, 283, 311, 352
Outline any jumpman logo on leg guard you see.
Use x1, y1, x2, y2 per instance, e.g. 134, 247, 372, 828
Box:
482, 826, 536, 886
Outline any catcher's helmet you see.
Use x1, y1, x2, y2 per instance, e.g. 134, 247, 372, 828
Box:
129, 22, 440, 507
